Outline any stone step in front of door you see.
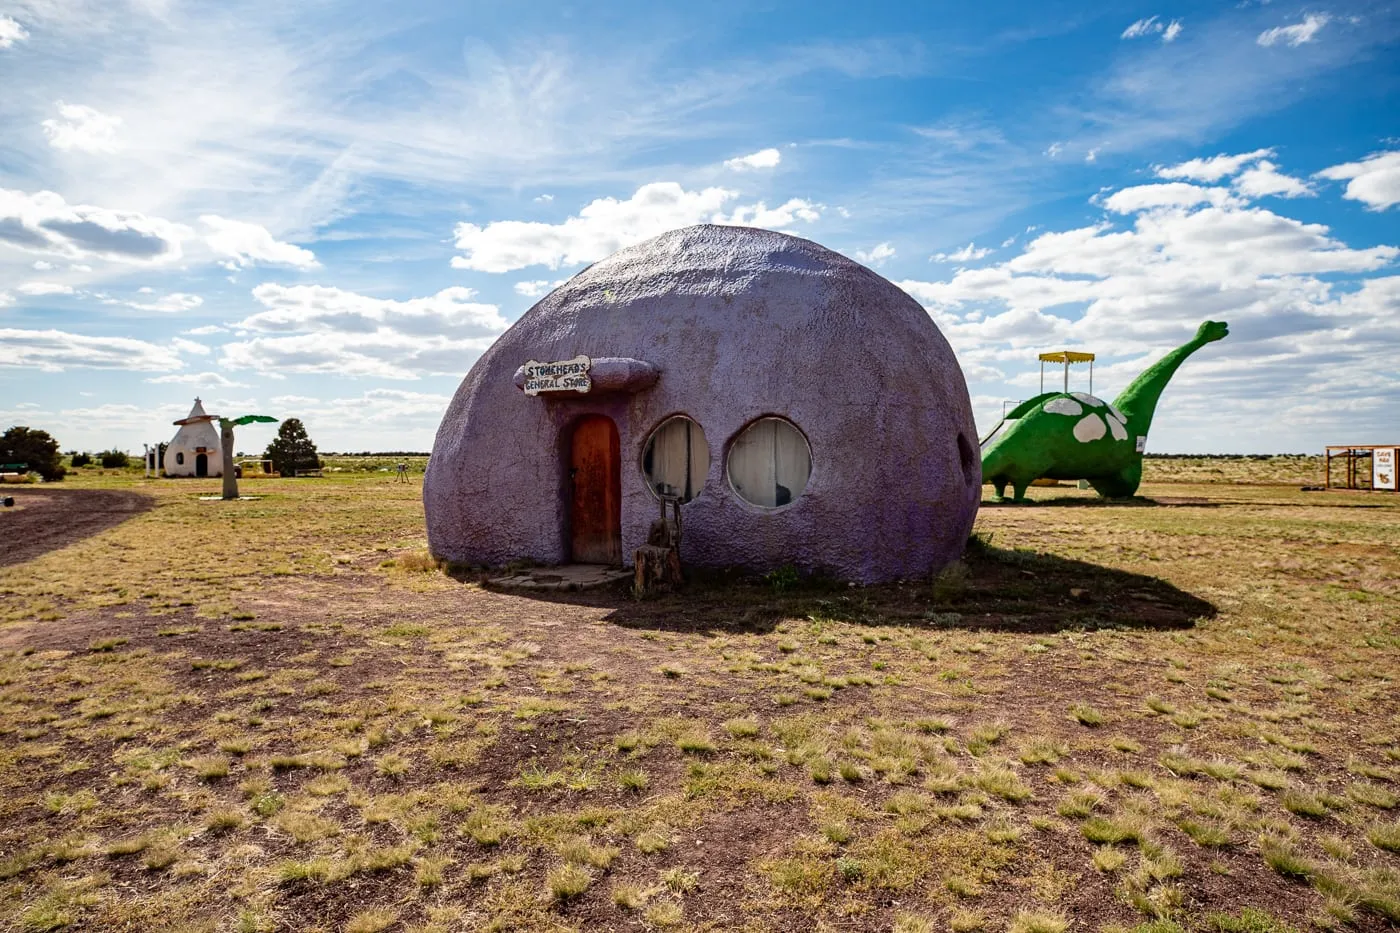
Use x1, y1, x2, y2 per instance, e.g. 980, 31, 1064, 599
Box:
486, 564, 632, 592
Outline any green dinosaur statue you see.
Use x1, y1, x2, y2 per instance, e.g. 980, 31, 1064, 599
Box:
980, 321, 1229, 502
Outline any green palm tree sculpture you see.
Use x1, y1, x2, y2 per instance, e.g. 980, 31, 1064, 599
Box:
218, 415, 278, 499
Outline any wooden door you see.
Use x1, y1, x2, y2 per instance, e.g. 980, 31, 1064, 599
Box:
570, 415, 622, 564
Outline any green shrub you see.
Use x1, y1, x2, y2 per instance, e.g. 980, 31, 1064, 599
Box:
1, 426, 65, 481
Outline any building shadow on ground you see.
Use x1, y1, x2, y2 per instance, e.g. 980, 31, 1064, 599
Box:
980, 494, 1223, 508
1, 488, 154, 568
454, 535, 1217, 637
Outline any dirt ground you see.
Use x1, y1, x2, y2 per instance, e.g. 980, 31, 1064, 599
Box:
0, 473, 1397, 933
1, 488, 152, 567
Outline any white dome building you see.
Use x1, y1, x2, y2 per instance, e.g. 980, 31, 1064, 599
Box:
164, 398, 222, 478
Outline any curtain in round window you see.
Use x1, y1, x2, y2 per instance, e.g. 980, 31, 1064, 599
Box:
727, 418, 811, 508
642, 417, 709, 502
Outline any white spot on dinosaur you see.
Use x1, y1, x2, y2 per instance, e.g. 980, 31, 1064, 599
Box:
1073, 413, 1107, 443
1108, 404, 1127, 423
1044, 397, 1083, 416
1107, 416, 1128, 441
1072, 392, 1105, 407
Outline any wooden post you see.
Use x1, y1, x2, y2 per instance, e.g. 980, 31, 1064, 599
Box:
633, 495, 684, 596
633, 545, 683, 595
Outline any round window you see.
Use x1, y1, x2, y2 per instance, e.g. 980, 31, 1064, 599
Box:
726, 417, 811, 508
642, 416, 709, 503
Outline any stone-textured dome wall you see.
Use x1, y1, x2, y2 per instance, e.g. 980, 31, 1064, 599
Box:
424, 224, 981, 583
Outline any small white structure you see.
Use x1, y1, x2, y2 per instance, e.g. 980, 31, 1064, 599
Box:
164, 398, 222, 477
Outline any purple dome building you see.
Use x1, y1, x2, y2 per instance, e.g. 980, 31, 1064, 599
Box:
424, 225, 980, 584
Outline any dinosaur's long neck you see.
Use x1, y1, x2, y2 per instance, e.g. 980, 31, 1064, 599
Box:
1113, 337, 1211, 437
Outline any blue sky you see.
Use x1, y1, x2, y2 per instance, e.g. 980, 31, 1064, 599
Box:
1, 0, 1397, 455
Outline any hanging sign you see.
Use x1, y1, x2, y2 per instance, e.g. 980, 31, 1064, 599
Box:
521, 355, 592, 395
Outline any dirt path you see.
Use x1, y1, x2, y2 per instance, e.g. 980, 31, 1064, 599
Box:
0, 486, 153, 567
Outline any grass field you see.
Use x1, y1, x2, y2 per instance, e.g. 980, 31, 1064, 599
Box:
1, 463, 1396, 932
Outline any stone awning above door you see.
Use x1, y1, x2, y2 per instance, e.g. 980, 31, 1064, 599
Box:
513, 357, 660, 397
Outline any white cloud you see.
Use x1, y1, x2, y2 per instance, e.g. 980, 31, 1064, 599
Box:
16, 282, 75, 296
451, 182, 821, 274
533, 194, 554, 203
147, 371, 246, 387
170, 337, 211, 356
720, 198, 822, 228
513, 279, 566, 298
1121, 16, 1162, 39
0, 14, 27, 49
0, 188, 188, 262
932, 242, 993, 263
854, 242, 896, 267
1085, 148, 1101, 163
221, 331, 498, 379
0, 402, 187, 445
237, 284, 508, 337
723, 148, 782, 171
453, 183, 735, 273
42, 102, 124, 153
1045, 142, 1064, 158
1316, 151, 1400, 210
185, 324, 228, 335
1102, 182, 1241, 213
268, 388, 450, 428
1257, 13, 1331, 48
220, 284, 511, 379
0, 328, 184, 371
32, 260, 54, 270
1234, 160, 1315, 199
895, 166, 1399, 445
1116, 16, 1182, 43
201, 215, 319, 269
0, 4, 922, 279
105, 291, 204, 313
0, 292, 12, 307
1155, 149, 1273, 182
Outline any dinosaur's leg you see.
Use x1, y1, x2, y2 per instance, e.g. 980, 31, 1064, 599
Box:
993, 479, 1008, 500
1012, 480, 1031, 502
1088, 460, 1143, 499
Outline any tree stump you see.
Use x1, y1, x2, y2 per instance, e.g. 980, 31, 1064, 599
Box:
634, 495, 684, 597
634, 544, 682, 596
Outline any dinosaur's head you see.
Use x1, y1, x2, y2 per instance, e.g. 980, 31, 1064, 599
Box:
1195, 321, 1229, 344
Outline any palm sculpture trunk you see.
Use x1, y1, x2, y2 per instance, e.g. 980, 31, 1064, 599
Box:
218, 415, 278, 500
980, 321, 1228, 502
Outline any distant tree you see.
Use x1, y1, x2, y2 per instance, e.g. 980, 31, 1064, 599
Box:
70, 452, 93, 468
264, 418, 320, 476
98, 449, 130, 468
1, 426, 66, 481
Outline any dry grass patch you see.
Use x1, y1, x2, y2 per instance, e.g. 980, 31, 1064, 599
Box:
1, 469, 1396, 930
